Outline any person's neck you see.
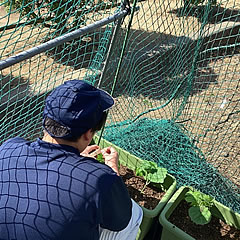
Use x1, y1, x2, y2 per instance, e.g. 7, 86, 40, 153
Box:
42, 133, 81, 152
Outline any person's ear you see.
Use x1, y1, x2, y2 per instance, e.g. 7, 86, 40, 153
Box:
82, 129, 94, 141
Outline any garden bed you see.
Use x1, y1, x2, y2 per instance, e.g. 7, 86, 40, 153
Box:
169, 200, 240, 240
119, 164, 165, 210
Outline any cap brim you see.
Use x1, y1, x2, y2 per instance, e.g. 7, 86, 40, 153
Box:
99, 89, 114, 111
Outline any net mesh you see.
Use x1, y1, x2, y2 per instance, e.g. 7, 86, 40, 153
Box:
0, 0, 239, 213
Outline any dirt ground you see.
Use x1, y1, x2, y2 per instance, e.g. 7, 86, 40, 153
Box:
0, 0, 239, 194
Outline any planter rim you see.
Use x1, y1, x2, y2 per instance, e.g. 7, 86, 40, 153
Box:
159, 186, 195, 240
141, 173, 176, 217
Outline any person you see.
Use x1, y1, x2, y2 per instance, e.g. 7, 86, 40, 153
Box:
0, 80, 143, 240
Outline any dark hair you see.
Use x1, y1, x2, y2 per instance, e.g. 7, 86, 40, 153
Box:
91, 111, 107, 133
43, 112, 108, 142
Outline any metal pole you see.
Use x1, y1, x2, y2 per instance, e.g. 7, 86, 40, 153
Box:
0, 9, 128, 70
96, 17, 123, 145
97, 19, 122, 88
110, 0, 137, 96
97, 0, 132, 145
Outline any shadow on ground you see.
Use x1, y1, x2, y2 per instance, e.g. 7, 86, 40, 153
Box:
45, 31, 104, 70
98, 28, 217, 100
98, 20, 240, 100
1, 6, 240, 143
0, 74, 47, 144
169, 4, 240, 24
39, 5, 240, 101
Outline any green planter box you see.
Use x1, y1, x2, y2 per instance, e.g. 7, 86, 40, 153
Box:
159, 186, 240, 240
94, 136, 177, 240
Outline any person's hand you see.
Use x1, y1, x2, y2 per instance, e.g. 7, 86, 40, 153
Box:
101, 147, 119, 175
81, 145, 100, 159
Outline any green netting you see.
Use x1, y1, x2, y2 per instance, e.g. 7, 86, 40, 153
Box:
0, 0, 239, 214
103, 118, 240, 212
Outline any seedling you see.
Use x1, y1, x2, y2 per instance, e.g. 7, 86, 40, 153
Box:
89, 149, 105, 163
185, 189, 214, 225
135, 160, 167, 193
96, 153, 105, 163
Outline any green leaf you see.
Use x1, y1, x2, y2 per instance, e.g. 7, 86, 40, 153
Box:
188, 206, 212, 225
135, 161, 155, 177
96, 153, 105, 163
143, 161, 158, 173
185, 190, 200, 206
135, 161, 167, 183
200, 194, 214, 208
185, 190, 214, 208
135, 166, 147, 177
148, 167, 167, 183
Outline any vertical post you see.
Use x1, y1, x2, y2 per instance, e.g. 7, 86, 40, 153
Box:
97, 0, 133, 145
97, 19, 122, 88
110, 0, 137, 96
96, 16, 123, 145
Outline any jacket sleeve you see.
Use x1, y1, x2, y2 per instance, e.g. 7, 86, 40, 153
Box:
99, 174, 132, 231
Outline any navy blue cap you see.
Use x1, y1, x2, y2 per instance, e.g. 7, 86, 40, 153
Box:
43, 80, 114, 138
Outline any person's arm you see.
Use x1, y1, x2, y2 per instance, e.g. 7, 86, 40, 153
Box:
99, 174, 132, 231
82, 145, 134, 231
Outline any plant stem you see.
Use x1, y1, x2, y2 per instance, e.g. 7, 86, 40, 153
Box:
140, 179, 150, 194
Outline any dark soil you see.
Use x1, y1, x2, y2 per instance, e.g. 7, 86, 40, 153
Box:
119, 165, 165, 210
169, 200, 240, 240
